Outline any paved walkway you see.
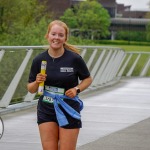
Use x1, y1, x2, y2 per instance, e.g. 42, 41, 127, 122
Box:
0, 77, 150, 150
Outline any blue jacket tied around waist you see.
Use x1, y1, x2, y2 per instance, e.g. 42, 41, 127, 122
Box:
43, 90, 84, 127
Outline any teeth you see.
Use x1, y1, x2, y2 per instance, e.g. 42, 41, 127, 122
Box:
53, 41, 59, 44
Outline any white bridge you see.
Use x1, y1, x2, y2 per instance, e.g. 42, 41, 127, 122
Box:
0, 45, 149, 109
0, 46, 150, 150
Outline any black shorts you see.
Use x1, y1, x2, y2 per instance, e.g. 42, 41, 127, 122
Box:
37, 98, 82, 129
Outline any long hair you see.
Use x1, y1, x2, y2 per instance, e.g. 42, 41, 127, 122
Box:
45, 20, 80, 54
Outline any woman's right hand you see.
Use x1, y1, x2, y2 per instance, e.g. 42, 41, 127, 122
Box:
36, 73, 47, 84
27, 73, 47, 94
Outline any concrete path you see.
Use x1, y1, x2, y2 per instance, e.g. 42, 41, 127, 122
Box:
0, 77, 150, 150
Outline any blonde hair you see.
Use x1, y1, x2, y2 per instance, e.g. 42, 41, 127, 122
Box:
45, 20, 80, 54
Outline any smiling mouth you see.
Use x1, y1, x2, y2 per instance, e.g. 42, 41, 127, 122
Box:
53, 41, 59, 44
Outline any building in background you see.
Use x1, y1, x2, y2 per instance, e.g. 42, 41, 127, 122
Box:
39, 0, 70, 18
39, 0, 150, 40
116, 3, 148, 18
39, 0, 149, 19
98, 0, 117, 18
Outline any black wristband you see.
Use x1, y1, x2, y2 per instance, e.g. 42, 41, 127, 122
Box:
74, 87, 80, 93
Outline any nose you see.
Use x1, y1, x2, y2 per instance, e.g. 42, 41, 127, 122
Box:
55, 34, 59, 39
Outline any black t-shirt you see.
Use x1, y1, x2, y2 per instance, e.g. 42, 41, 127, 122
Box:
28, 49, 90, 92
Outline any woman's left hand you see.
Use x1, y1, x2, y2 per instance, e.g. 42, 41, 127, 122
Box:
65, 88, 77, 98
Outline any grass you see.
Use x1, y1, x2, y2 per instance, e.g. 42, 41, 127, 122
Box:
110, 45, 150, 52
69, 36, 150, 52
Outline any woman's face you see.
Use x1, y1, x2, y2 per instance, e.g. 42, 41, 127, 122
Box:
47, 24, 66, 50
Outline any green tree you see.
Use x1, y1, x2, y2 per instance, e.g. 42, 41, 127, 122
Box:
0, 0, 45, 33
116, 30, 147, 42
0, 0, 51, 45
60, 8, 78, 28
60, 0, 110, 40
146, 23, 150, 41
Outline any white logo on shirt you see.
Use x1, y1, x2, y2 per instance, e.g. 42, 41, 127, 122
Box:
60, 67, 74, 72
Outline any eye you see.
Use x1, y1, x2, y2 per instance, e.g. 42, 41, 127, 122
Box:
59, 34, 64, 37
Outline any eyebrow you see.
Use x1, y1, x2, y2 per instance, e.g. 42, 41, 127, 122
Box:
50, 32, 65, 35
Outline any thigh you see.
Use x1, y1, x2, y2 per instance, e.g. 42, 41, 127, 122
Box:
59, 127, 80, 150
38, 122, 59, 150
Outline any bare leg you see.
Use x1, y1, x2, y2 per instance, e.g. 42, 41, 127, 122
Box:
59, 127, 80, 150
38, 122, 59, 150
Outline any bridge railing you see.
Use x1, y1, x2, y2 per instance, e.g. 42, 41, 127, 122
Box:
0, 46, 150, 108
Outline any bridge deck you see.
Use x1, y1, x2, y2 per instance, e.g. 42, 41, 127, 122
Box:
0, 77, 150, 150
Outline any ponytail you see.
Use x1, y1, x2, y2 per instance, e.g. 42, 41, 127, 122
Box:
63, 42, 80, 55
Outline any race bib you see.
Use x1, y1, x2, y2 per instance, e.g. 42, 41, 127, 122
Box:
42, 86, 65, 104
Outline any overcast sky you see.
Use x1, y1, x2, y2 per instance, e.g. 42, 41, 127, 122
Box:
116, 0, 149, 10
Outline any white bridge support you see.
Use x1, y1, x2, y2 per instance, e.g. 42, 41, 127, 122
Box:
118, 54, 132, 77
24, 92, 36, 102
80, 48, 87, 59
0, 50, 5, 62
90, 50, 106, 80
126, 54, 141, 77
140, 57, 150, 76
0, 49, 33, 107
86, 49, 98, 69
0, 46, 150, 107
94, 50, 113, 85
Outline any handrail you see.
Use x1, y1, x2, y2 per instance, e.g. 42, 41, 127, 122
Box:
0, 45, 122, 50
0, 45, 150, 108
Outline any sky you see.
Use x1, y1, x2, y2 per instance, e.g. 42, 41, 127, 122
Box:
116, 0, 149, 10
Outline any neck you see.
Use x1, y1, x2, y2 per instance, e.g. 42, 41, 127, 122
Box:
48, 48, 64, 58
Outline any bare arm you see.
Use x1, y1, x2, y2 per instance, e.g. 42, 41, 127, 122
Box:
27, 73, 47, 94
65, 76, 93, 98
